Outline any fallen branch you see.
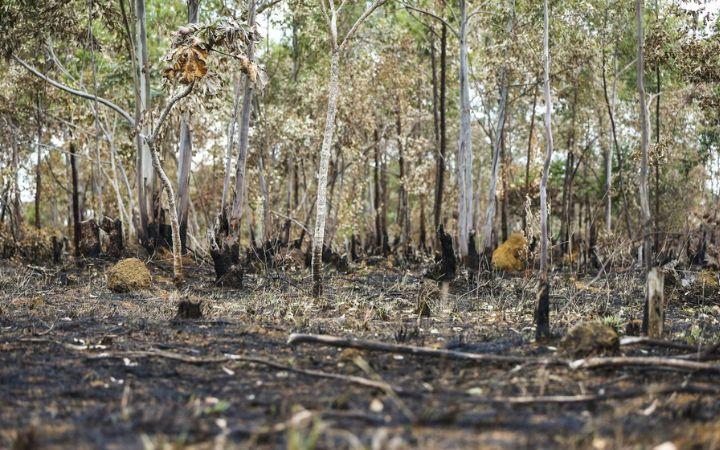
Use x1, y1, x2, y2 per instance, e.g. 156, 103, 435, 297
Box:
570, 356, 720, 373
620, 336, 698, 352
88, 349, 410, 394
450, 384, 719, 405
287, 333, 562, 365
86, 348, 718, 406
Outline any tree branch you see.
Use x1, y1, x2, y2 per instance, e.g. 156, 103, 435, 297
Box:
12, 54, 136, 128
400, 2, 459, 38
339, 0, 390, 52
256, 0, 281, 15
145, 83, 195, 146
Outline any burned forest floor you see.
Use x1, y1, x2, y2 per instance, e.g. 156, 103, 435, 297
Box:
1, 255, 720, 449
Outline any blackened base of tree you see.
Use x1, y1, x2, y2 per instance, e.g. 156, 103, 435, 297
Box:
79, 219, 101, 258
424, 225, 456, 282
175, 300, 203, 319
100, 217, 124, 258
535, 274, 551, 340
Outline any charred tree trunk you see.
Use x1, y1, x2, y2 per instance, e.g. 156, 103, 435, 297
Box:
101, 217, 124, 258
433, 6, 448, 240
79, 219, 101, 257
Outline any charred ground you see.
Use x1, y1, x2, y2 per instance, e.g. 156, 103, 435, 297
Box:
1, 256, 720, 449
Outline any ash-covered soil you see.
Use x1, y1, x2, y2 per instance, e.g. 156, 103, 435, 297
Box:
1, 257, 719, 449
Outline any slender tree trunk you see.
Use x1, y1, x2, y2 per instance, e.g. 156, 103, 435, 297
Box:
601, 108, 612, 234
637, 0, 654, 333
108, 141, 132, 239
397, 107, 409, 254
500, 120, 510, 243
177, 0, 200, 251
654, 57, 661, 253
134, 0, 155, 246
70, 144, 81, 257
536, 0, 554, 341
560, 80, 578, 256
601, 38, 633, 239
229, 0, 257, 241
481, 70, 509, 260
373, 129, 382, 251
149, 144, 183, 284
457, 0, 474, 262
433, 17, 447, 239
221, 74, 241, 213
312, 49, 340, 297
11, 140, 23, 241
258, 149, 271, 242
523, 81, 538, 235
34, 96, 42, 229
481, 0, 513, 260
637, 0, 651, 268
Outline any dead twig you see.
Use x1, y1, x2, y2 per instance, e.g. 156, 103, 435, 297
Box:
620, 336, 698, 352
570, 356, 720, 373
287, 333, 563, 366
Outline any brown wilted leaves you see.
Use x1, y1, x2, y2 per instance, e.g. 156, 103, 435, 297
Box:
164, 45, 209, 84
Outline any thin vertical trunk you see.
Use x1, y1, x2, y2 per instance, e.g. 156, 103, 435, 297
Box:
88, 1, 103, 220
34, 95, 42, 229
258, 148, 271, 242
312, 49, 340, 297
133, 0, 154, 245
221, 74, 241, 213
397, 107, 409, 254
373, 129, 382, 250
500, 120, 510, 243
229, 0, 257, 241
601, 37, 633, 239
108, 141, 132, 238
560, 80, 578, 256
536, 0, 553, 341
457, 0, 474, 262
637, 0, 651, 268
481, 0, 513, 259
433, 1, 447, 236
654, 42, 661, 252
70, 144, 81, 257
177, 0, 200, 251
523, 81, 538, 234
11, 139, 23, 241
601, 109, 612, 234
481, 73, 509, 258
637, 0, 654, 333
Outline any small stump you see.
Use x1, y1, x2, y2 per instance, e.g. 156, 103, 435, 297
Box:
106, 258, 152, 293
560, 321, 619, 357
176, 300, 203, 319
